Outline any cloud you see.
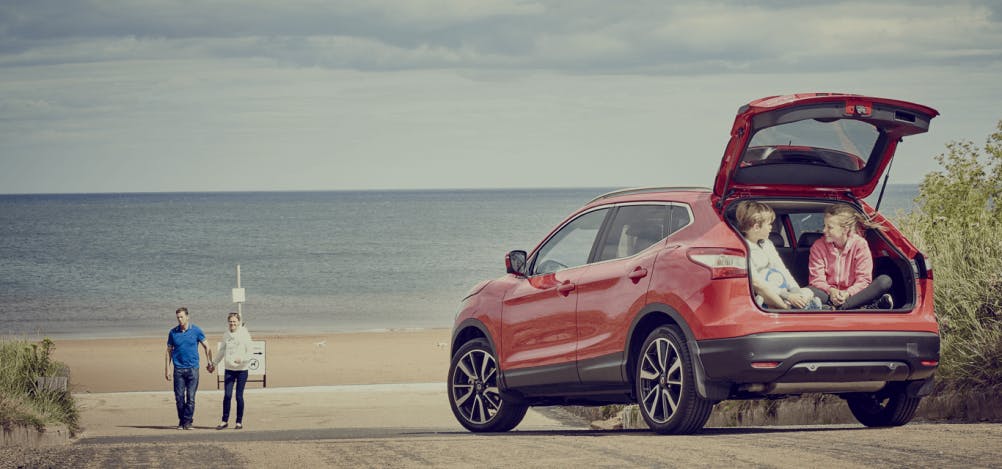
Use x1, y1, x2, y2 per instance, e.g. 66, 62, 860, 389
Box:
2, 1, 999, 74
1, 0, 1000, 194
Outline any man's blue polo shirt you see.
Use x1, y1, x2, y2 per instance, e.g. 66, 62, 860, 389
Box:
167, 324, 205, 369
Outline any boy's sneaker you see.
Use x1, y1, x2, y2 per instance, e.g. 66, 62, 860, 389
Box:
877, 293, 894, 309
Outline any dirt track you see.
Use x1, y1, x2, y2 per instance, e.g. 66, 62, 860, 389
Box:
6, 421, 1001, 468
4, 385, 1001, 468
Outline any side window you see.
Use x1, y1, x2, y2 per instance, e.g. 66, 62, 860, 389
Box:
667, 204, 692, 235
596, 205, 669, 262
789, 212, 823, 245
533, 208, 609, 275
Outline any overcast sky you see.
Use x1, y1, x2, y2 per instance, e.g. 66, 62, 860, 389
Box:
2, 1, 1000, 194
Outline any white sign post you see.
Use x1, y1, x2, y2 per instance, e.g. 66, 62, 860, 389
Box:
232, 264, 245, 323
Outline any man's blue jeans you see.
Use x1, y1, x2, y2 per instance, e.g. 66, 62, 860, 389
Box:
173, 367, 199, 426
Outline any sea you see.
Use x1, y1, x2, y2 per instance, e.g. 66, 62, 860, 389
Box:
0, 185, 919, 339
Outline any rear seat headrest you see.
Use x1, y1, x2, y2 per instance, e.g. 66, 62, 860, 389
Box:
768, 232, 784, 248
798, 232, 823, 248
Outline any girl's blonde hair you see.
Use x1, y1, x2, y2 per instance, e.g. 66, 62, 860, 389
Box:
825, 204, 885, 234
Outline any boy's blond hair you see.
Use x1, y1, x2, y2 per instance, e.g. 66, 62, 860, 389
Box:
735, 201, 775, 234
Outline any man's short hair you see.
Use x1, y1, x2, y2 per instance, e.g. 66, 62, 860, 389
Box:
176, 307, 189, 316
735, 201, 775, 234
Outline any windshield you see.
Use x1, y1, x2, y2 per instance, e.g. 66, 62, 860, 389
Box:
741, 119, 880, 171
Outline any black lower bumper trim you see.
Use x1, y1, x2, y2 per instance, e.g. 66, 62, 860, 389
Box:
696, 331, 939, 384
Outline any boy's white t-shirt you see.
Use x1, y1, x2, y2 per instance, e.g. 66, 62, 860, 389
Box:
746, 238, 803, 302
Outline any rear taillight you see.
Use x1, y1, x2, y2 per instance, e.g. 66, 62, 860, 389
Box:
688, 247, 747, 279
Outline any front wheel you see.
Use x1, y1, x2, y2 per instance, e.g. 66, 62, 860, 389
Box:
448, 338, 528, 432
635, 325, 713, 434
846, 384, 921, 427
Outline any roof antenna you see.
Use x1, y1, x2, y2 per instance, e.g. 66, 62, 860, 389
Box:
875, 157, 894, 212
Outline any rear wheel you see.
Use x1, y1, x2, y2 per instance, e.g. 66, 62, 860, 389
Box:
448, 338, 528, 432
635, 325, 713, 434
846, 384, 921, 427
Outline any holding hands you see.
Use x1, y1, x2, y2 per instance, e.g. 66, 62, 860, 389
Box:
829, 288, 848, 307
206, 362, 215, 373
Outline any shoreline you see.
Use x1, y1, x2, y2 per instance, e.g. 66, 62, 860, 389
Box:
49, 328, 453, 393
4, 325, 452, 342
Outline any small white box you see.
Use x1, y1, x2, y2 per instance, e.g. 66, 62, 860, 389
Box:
232, 288, 246, 303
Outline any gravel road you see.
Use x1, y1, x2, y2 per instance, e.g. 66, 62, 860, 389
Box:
5, 420, 1000, 468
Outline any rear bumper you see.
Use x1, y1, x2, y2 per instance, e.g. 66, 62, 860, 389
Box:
696, 331, 940, 384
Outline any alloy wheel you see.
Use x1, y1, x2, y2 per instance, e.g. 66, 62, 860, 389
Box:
638, 337, 684, 424
451, 348, 502, 425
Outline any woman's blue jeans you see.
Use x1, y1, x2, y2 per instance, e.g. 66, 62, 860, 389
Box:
172, 367, 198, 426
223, 369, 249, 423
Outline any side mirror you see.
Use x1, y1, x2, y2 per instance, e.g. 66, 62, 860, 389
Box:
505, 250, 527, 276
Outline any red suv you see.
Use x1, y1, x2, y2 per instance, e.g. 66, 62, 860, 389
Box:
448, 93, 940, 434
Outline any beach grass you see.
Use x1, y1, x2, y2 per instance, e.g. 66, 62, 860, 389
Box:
898, 120, 1002, 393
0, 338, 79, 434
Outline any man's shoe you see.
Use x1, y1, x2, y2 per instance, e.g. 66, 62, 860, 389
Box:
176, 425, 184, 430
216, 422, 228, 430
183, 424, 192, 430
235, 423, 243, 430
877, 293, 894, 309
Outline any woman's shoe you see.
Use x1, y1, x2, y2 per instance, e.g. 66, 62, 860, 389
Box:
216, 422, 228, 430
235, 423, 243, 430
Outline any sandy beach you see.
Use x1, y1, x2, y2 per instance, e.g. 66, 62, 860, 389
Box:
35, 328, 579, 445
52, 329, 453, 393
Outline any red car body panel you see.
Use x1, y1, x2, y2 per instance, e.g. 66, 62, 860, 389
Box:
451, 93, 940, 408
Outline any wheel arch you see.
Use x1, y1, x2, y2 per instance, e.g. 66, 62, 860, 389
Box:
625, 303, 730, 401
451, 318, 497, 358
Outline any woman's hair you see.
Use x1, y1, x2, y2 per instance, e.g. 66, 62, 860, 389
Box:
735, 200, 775, 233
227, 312, 241, 323
825, 204, 885, 233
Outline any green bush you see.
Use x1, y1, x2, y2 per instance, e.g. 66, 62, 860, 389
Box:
899, 119, 1002, 392
0, 338, 79, 433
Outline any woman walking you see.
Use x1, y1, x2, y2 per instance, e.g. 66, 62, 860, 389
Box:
210, 312, 253, 429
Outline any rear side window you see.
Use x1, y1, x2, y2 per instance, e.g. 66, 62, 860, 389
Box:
595, 204, 692, 262
789, 212, 824, 246
668, 205, 691, 234
596, 205, 669, 261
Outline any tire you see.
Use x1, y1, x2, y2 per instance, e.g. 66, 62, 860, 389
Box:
634, 325, 713, 434
448, 338, 528, 432
846, 385, 921, 427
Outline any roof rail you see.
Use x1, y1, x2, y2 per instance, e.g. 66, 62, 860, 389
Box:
588, 186, 711, 204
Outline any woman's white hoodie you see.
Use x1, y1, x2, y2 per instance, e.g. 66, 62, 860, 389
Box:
213, 326, 252, 371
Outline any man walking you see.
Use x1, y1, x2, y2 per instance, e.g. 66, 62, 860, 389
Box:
165, 307, 212, 430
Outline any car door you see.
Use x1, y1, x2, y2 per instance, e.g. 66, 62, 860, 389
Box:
574, 204, 677, 384
500, 207, 610, 389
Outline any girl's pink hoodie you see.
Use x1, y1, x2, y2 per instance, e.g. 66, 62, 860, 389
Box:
807, 232, 873, 296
